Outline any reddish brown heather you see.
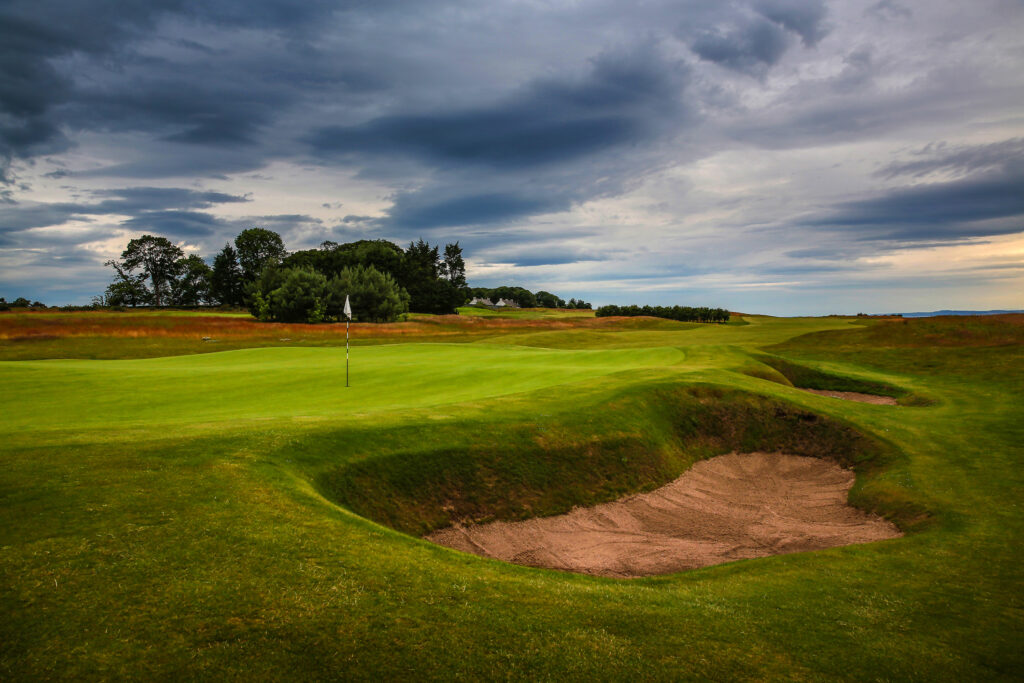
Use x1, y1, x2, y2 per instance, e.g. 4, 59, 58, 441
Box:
0, 310, 667, 342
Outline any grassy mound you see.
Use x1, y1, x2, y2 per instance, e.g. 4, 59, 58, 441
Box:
779, 313, 1024, 350
745, 354, 905, 397
317, 385, 921, 536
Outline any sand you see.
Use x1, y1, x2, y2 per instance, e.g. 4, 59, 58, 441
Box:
802, 389, 898, 405
426, 452, 901, 577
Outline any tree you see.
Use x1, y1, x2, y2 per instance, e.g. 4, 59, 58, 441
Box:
402, 239, 456, 314
107, 235, 183, 306
267, 267, 329, 323
104, 272, 149, 307
173, 255, 213, 306
235, 228, 287, 283
210, 244, 244, 306
535, 291, 564, 308
284, 239, 405, 281
328, 265, 409, 323
440, 242, 467, 288
245, 263, 287, 319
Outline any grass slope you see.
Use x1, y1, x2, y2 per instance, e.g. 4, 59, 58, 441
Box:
1, 312, 1021, 679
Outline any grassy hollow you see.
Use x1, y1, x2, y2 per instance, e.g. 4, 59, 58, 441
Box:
318, 384, 924, 537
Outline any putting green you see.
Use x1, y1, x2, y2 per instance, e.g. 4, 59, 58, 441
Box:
0, 343, 684, 431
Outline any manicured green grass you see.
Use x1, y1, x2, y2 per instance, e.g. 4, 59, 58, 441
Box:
1, 312, 1021, 679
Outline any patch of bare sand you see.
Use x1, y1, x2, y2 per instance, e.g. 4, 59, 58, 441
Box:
802, 389, 898, 405
426, 452, 901, 577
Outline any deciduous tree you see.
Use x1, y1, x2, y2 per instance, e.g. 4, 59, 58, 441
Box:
107, 234, 183, 306
235, 228, 287, 283
173, 254, 213, 306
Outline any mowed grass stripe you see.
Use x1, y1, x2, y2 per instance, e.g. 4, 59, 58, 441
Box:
0, 344, 684, 431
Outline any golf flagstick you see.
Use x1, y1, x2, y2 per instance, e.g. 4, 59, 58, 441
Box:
344, 294, 352, 387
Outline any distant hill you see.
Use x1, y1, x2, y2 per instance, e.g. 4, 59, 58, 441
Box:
899, 310, 1024, 318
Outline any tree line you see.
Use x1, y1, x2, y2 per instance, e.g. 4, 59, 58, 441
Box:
100, 228, 598, 323
594, 305, 730, 323
0, 297, 48, 311
102, 229, 469, 323
468, 287, 592, 309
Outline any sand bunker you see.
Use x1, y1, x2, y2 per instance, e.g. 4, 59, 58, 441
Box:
426, 452, 900, 577
802, 389, 898, 405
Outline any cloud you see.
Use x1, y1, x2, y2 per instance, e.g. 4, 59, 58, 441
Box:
0, 0, 179, 172
0, 0, 357, 180
866, 0, 912, 20
874, 138, 1024, 179
691, 18, 792, 74
87, 187, 250, 213
384, 191, 566, 232
482, 244, 610, 268
805, 166, 1024, 241
2, 0, 1023, 310
688, 0, 828, 74
119, 210, 229, 237
0, 187, 249, 238
755, 0, 829, 46
307, 46, 687, 170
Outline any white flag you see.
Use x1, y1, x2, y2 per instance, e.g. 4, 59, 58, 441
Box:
343, 294, 352, 320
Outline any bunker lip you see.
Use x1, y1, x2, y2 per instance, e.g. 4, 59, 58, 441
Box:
801, 388, 899, 405
425, 451, 901, 578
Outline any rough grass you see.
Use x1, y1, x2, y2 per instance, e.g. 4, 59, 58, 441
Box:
0, 312, 1021, 679
0, 309, 684, 360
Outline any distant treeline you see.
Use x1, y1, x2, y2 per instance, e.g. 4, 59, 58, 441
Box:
468, 287, 591, 309
0, 297, 47, 311
595, 305, 730, 323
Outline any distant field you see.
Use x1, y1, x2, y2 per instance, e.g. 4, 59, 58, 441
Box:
1, 311, 1021, 679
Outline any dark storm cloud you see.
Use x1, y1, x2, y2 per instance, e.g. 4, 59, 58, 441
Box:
0, 0, 181, 171
806, 166, 1024, 241
0, 0, 372, 179
307, 47, 687, 170
307, 46, 690, 233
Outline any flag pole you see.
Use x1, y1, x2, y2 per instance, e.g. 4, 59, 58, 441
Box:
344, 294, 351, 387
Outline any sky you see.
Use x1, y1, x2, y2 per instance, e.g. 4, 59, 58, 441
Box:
1, 0, 1022, 314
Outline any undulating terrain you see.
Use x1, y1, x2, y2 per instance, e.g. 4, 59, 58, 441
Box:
1, 309, 1021, 679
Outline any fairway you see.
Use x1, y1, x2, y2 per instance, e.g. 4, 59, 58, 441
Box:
1, 311, 1021, 680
